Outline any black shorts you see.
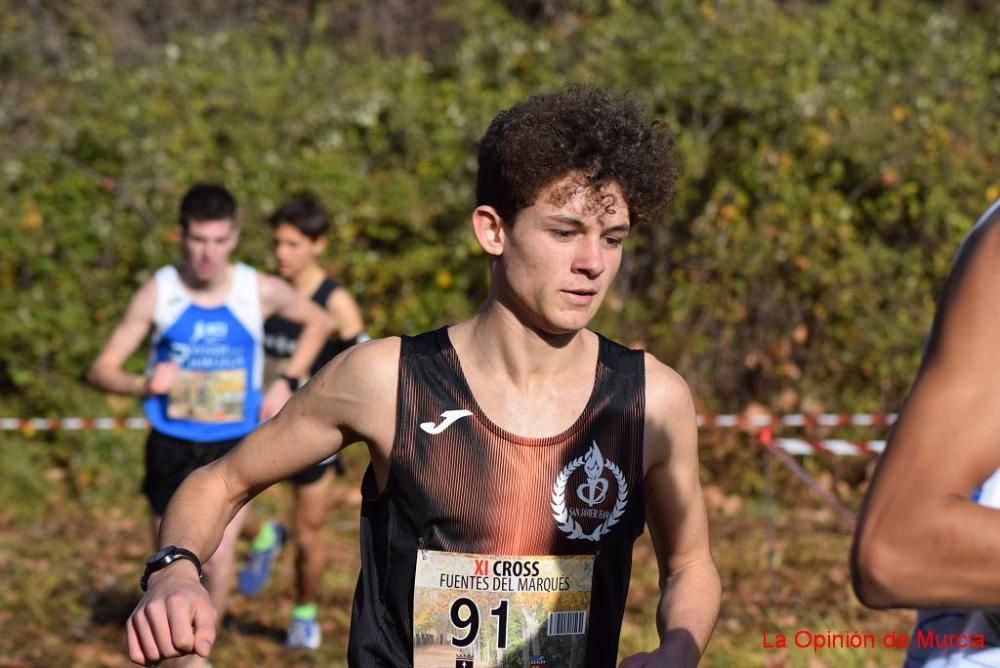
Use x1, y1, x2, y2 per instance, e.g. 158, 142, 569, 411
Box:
289, 453, 345, 486
142, 430, 241, 515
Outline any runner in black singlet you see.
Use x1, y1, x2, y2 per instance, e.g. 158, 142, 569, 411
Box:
126, 87, 721, 668
351, 327, 645, 666
238, 195, 368, 651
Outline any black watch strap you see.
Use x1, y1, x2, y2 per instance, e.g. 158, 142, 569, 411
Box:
279, 374, 301, 392
140, 546, 203, 592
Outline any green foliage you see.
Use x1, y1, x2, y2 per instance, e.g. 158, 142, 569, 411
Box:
1, 0, 998, 419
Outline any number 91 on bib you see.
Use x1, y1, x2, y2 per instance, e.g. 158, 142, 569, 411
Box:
413, 550, 594, 668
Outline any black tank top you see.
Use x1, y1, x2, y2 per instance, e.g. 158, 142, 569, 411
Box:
263, 277, 342, 376
349, 327, 646, 667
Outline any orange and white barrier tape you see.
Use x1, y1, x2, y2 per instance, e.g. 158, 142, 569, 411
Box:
696, 413, 896, 428
0, 417, 149, 431
771, 438, 885, 456
2, 412, 897, 432
0, 413, 894, 457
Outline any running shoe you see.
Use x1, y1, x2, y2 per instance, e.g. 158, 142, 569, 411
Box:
238, 522, 287, 596
286, 616, 321, 650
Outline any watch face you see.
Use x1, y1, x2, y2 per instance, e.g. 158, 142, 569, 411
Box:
148, 546, 174, 565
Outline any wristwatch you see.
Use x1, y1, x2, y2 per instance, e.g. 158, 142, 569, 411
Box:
140, 546, 203, 591
279, 374, 301, 392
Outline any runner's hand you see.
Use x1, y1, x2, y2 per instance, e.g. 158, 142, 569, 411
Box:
126, 566, 216, 665
146, 361, 178, 395
259, 378, 293, 421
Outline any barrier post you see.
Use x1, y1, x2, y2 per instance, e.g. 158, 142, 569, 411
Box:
756, 427, 857, 528
759, 427, 779, 603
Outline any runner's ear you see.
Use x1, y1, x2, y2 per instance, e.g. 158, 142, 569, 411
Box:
471, 206, 505, 257
312, 234, 327, 255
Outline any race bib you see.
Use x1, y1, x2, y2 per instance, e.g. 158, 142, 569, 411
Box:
413, 549, 594, 668
167, 369, 247, 422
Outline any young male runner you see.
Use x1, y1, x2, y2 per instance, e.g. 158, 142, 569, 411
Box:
88, 183, 332, 666
125, 87, 721, 668
853, 199, 1000, 666
238, 194, 369, 650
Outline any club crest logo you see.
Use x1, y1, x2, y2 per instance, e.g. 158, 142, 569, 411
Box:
192, 319, 228, 343
551, 441, 628, 541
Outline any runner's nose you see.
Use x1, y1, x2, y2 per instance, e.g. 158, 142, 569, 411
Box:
571, 236, 604, 279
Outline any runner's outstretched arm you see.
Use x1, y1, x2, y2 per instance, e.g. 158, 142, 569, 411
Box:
620, 356, 721, 668
125, 338, 399, 666
853, 210, 1000, 609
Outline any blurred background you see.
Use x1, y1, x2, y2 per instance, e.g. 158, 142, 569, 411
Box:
0, 0, 997, 665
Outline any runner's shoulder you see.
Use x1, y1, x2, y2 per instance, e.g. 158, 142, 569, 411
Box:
135, 275, 159, 297
641, 351, 697, 441
957, 200, 1000, 263
598, 337, 693, 417
255, 270, 290, 298
641, 352, 692, 405
123, 276, 159, 319
314, 335, 401, 393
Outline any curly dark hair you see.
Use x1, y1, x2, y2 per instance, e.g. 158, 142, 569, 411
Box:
476, 85, 676, 227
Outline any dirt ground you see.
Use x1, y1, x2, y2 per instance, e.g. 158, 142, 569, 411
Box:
0, 436, 914, 667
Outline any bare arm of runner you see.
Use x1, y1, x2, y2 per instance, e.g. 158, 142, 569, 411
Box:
620, 355, 721, 668
257, 273, 334, 419
125, 337, 399, 665
853, 212, 1000, 609
326, 284, 366, 342
87, 280, 177, 396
